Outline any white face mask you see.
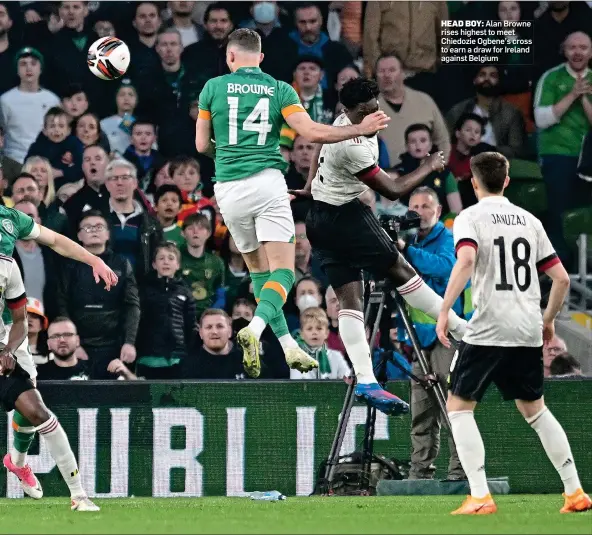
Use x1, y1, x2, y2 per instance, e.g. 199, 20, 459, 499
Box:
297, 293, 320, 312
253, 2, 276, 24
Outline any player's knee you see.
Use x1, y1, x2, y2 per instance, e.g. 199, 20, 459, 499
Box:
26, 405, 52, 427
387, 256, 417, 287
516, 398, 547, 423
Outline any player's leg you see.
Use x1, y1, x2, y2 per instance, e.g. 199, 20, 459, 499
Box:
508, 347, 591, 513
332, 276, 409, 416
446, 343, 498, 515
13, 388, 99, 511
386, 255, 467, 340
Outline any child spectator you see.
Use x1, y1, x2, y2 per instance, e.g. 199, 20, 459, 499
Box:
220, 233, 249, 311
100, 79, 138, 156
393, 124, 463, 218
180, 213, 226, 318
448, 113, 496, 208
61, 84, 89, 123
26, 107, 82, 187
22, 155, 56, 207
155, 184, 185, 247
170, 155, 214, 223
290, 307, 350, 380
231, 298, 255, 322
74, 112, 111, 154
136, 242, 196, 379
123, 119, 165, 192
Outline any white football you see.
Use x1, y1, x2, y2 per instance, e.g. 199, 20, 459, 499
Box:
87, 36, 130, 81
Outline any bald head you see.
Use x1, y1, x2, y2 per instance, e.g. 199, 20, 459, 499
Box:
563, 31, 592, 73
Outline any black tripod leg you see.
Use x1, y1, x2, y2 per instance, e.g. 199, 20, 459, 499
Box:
393, 292, 454, 438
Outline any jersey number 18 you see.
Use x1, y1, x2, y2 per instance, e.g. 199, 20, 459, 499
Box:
494, 236, 532, 292
227, 97, 272, 146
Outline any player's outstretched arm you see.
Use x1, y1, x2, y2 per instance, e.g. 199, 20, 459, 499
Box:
35, 226, 118, 290
361, 152, 446, 200
286, 110, 390, 144
541, 262, 570, 342
195, 118, 215, 158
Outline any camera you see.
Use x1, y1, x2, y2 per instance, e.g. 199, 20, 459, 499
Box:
378, 211, 421, 241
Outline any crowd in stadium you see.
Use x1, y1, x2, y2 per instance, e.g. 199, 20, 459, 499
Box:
0, 0, 589, 381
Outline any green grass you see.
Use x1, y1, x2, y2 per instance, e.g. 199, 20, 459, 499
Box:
0, 495, 590, 534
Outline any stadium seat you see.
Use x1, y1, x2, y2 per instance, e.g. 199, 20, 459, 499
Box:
562, 207, 592, 261
505, 180, 547, 216
509, 158, 543, 180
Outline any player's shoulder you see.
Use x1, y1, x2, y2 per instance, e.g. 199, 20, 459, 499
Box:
0, 254, 14, 265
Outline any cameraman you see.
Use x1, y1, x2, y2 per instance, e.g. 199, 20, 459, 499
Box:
397, 186, 470, 481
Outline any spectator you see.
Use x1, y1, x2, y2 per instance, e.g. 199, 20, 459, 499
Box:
333, 63, 360, 115
325, 285, 347, 356
180, 308, 244, 379
182, 3, 234, 86
73, 112, 110, 154
285, 135, 314, 221
0, 47, 60, 183
26, 106, 83, 186
180, 212, 225, 318
60, 83, 89, 123
104, 158, 163, 281
155, 184, 185, 246
37, 317, 90, 380
220, 232, 248, 310
166, 1, 203, 48
171, 155, 214, 223
534, 31, 592, 265
22, 155, 56, 207
239, 1, 298, 83
290, 307, 349, 380
363, 1, 448, 89
56, 179, 83, 206
231, 297, 255, 322
393, 124, 463, 217
293, 56, 334, 125
289, 3, 352, 90
136, 242, 196, 379
549, 353, 583, 377
93, 19, 116, 39
397, 186, 468, 481
543, 334, 567, 377
11, 173, 68, 234
56, 210, 140, 379
0, 164, 12, 207
63, 144, 109, 228
100, 79, 138, 156
287, 274, 324, 333
448, 113, 497, 208
25, 297, 50, 366
13, 200, 59, 319
445, 65, 526, 159
375, 54, 450, 165
122, 119, 165, 192
293, 221, 325, 286
0, 3, 19, 99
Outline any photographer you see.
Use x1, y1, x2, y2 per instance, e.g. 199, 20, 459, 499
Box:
397, 187, 470, 481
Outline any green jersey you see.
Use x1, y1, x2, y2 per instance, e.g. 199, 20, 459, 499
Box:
198, 66, 304, 182
180, 248, 225, 317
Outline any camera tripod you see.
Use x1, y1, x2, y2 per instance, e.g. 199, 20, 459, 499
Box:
318, 279, 453, 496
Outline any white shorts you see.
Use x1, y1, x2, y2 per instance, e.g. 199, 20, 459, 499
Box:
214, 169, 295, 254
2, 325, 36, 379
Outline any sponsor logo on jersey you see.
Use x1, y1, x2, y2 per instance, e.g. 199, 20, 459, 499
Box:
204, 269, 212, 280
1, 220, 14, 235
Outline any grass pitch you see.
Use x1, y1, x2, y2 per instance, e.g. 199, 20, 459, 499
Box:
0, 495, 589, 534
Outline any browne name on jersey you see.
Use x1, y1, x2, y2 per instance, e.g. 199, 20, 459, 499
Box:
227, 83, 275, 96
491, 213, 527, 226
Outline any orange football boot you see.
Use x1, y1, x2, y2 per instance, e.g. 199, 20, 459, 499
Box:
451, 494, 497, 515
560, 489, 592, 513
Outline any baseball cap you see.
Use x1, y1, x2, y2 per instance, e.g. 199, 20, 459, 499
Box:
15, 47, 44, 70
294, 55, 324, 71
26, 297, 48, 330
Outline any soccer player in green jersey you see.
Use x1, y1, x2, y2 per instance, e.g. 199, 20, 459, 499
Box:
196, 29, 389, 377
0, 205, 117, 500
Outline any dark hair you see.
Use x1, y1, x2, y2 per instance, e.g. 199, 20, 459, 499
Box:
154, 184, 182, 206
44, 106, 69, 124
404, 123, 432, 142
131, 118, 155, 133
455, 112, 486, 133
339, 77, 380, 110
200, 307, 231, 326
134, 1, 160, 18
375, 53, 403, 74
154, 241, 181, 262
227, 28, 260, 53
73, 112, 102, 144
204, 2, 231, 23
294, 2, 322, 17
50, 316, 76, 327
470, 152, 509, 194
14, 172, 37, 184
78, 209, 107, 230
169, 155, 200, 177
233, 298, 255, 312
549, 354, 581, 376
83, 143, 107, 156
294, 54, 324, 71
182, 212, 211, 232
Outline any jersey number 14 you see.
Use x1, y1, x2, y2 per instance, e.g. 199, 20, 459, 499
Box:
227, 97, 272, 146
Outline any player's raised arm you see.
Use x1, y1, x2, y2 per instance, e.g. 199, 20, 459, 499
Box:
3, 262, 28, 358
35, 225, 118, 290
195, 78, 216, 157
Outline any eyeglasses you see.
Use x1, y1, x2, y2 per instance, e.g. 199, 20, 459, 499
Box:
107, 174, 133, 182
48, 332, 76, 340
79, 224, 106, 233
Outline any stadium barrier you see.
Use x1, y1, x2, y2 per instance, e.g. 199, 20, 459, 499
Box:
1, 380, 590, 498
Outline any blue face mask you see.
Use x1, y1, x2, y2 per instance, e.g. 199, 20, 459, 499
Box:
253, 2, 276, 24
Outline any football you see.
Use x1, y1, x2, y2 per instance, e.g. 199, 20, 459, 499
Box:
87, 36, 130, 80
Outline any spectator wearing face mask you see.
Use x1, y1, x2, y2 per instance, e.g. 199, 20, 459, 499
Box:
286, 275, 324, 334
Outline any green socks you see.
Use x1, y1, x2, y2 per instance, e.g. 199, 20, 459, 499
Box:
250, 270, 293, 339
12, 411, 36, 466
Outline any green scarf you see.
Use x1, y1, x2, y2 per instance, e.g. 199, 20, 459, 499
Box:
294, 330, 331, 376
301, 85, 327, 124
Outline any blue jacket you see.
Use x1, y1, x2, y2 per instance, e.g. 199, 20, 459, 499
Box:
399, 222, 473, 349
